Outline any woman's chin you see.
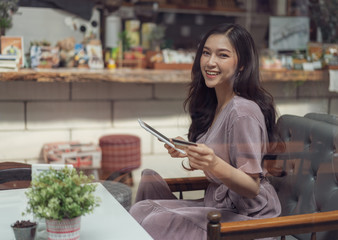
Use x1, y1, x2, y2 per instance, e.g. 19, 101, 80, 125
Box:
204, 79, 217, 88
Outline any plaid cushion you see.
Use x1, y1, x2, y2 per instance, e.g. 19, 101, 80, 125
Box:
99, 134, 141, 172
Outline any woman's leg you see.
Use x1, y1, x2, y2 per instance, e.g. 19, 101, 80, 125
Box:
130, 200, 207, 240
134, 169, 177, 202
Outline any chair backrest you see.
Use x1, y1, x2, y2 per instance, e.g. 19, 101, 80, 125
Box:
0, 162, 32, 190
269, 114, 338, 240
304, 112, 338, 125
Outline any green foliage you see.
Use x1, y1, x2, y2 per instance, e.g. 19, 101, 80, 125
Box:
118, 30, 132, 52
0, 0, 18, 30
24, 166, 100, 220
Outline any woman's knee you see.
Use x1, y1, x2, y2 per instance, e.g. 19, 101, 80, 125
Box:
141, 169, 159, 176
129, 200, 155, 222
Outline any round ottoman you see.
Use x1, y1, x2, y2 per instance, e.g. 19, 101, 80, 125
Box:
102, 181, 132, 210
99, 134, 141, 186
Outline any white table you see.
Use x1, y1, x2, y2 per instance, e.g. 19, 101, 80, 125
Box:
0, 183, 153, 240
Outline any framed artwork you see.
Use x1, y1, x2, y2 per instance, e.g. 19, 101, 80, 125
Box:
269, 17, 309, 51
0, 36, 24, 67
86, 43, 104, 69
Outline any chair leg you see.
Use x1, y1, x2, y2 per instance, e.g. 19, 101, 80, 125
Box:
128, 172, 134, 186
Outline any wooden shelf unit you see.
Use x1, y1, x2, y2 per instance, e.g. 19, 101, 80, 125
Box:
0, 68, 329, 84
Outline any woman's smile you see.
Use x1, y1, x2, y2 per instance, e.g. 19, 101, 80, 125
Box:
205, 70, 220, 78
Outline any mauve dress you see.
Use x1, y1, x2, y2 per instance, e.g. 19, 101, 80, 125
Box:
129, 96, 281, 240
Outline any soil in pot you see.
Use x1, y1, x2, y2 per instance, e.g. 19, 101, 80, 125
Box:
12, 220, 37, 228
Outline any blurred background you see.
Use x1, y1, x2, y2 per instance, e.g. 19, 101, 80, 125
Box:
0, 0, 337, 200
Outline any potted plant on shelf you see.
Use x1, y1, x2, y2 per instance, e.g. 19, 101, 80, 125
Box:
24, 166, 100, 240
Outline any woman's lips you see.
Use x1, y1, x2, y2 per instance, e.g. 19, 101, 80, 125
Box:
205, 70, 220, 78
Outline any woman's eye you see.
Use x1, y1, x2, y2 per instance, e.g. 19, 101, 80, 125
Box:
220, 53, 229, 58
202, 50, 210, 56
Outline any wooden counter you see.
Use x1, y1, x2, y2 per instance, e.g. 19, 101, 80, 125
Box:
0, 68, 329, 83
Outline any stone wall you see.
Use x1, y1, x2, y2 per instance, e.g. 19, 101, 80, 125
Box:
0, 80, 337, 163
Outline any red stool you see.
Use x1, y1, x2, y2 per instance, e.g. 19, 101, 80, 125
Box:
99, 134, 141, 186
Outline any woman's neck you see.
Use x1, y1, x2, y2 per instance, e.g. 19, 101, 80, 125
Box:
215, 88, 235, 114
212, 89, 235, 126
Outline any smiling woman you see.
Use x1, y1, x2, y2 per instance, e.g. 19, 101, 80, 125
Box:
129, 23, 281, 240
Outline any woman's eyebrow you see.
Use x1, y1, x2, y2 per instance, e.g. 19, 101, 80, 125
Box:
217, 48, 231, 53
203, 46, 231, 53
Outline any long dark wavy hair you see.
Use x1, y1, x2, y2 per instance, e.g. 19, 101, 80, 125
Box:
184, 23, 278, 149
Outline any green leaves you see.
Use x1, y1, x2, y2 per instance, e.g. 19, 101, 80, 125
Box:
0, 0, 18, 30
24, 166, 100, 220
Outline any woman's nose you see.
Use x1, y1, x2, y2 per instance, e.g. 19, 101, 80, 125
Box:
206, 54, 216, 66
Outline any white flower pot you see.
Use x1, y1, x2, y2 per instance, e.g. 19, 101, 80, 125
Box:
45, 216, 81, 240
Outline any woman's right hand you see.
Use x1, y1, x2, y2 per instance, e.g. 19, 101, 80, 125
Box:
164, 136, 187, 158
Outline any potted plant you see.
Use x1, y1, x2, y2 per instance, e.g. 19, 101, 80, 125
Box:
0, 0, 18, 36
24, 166, 100, 240
11, 220, 37, 240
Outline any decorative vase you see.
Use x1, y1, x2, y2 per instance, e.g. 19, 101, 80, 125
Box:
45, 216, 81, 240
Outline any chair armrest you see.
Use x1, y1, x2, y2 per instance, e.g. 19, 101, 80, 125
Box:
165, 176, 209, 192
164, 176, 209, 199
207, 210, 338, 240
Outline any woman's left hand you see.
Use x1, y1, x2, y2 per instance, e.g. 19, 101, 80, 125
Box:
186, 144, 219, 171
164, 137, 188, 158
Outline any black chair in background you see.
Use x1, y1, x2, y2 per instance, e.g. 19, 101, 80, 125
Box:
0, 162, 31, 190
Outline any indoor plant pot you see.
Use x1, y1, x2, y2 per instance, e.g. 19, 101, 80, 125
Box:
11, 220, 37, 240
24, 166, 100, 240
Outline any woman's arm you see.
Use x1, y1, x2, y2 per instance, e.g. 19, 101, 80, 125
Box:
186, 144, 260, 198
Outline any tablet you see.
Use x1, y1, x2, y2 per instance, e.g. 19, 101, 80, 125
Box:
138, 119, 187, 155
172, 138, 197, 147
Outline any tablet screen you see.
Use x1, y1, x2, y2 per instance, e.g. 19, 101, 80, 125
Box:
172, 138, 197, 146
138, 119, 186, 155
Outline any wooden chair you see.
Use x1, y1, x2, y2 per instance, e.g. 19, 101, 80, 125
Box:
165, 175, 338, 240
0, 162, 32, 190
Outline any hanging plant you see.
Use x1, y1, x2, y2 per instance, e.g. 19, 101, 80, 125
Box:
0, 0, 18, 35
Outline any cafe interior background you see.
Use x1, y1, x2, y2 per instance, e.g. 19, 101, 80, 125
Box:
0, 0, 337, 201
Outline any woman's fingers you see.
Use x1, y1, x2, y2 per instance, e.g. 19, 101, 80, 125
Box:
186, 144, 217, 170
164, 143, 186, 158
187, 144, 211, 155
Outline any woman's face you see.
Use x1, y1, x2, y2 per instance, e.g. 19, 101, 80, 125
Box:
200, 34, 238, 91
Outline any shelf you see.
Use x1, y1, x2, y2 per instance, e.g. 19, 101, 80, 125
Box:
0, 68, 329, 84
260, 69, 329, 82
157, 5, 247, 17
121, 2, 247, 17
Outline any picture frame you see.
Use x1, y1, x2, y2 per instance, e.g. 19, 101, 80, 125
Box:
269, 17, 310, 51
0, 36, 24, 67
